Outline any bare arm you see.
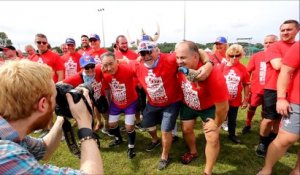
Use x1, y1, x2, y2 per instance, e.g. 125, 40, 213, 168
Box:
56, 70, 64, 82
203, 101, 229, 133
270, 58, 281, 70
276, 64, 295, 116
42, 116, 64, 160
66, 90, 104, 174
241, 84, 250, 109
195, 49, 213, 81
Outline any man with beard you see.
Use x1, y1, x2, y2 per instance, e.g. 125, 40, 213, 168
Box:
0, 60, 104, 174
114, 35, 145, 131
78, 34, 92, 55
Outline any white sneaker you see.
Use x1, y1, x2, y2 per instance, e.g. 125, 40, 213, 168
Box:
221, 121, 228, 131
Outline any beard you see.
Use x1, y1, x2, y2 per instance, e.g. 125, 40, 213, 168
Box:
29, 99, 54, 132
119, 47, 128, 53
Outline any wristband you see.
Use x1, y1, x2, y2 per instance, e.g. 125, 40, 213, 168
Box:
77, 128, 94, 140
277, 97, 287, 101
204, 60, 214, 66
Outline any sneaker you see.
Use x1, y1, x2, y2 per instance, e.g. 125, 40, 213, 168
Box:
228, 135, 241, 144
157, 158, 170, 170
221, 121, 228, 131
127, 148, 136, 159
135, 123, 146, 132
145, 140, 160, 152
180, 152, 198, 164
109, 139, 124, 148
242, 125, 251, 135
256, 143, 266, 158
172, 135, 179, 143
101, 128, 114, 137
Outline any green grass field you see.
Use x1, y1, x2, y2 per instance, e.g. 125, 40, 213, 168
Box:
40, 57, 299, 175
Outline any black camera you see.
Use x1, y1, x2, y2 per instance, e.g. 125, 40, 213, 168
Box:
55, 83, 94, 118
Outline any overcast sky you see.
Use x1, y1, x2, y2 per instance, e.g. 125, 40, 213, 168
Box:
0, 0, 299, 51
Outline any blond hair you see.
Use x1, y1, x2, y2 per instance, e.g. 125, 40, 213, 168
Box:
226, 44, 245, 58
0, 60, 53, 121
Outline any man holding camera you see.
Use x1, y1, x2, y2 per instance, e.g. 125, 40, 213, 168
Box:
0, 60, 104, 174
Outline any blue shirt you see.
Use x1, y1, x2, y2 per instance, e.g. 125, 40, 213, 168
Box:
0, 117, 83, 175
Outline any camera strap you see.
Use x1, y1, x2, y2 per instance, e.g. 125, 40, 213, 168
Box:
62, 94, 100, 158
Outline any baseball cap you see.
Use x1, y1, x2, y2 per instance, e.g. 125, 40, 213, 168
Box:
214, 37, 227, 44
137, 41, 157, 52
0, 45, 16, 51
89, 34, 100, 41
65, 38, 76, 45
80, 54, 96, 68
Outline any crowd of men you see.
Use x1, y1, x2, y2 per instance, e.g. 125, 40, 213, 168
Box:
0, 19, 299, 175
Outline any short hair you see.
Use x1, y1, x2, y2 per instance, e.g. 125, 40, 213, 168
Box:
280, 19, 300, 29
100, 52, 116, 61
226, 44, 245, 57
35, 33, 47, 41
0, 60, 53, 121
177, 40, 200, 58
115, 35, 126, 44
265, 34, 278, 40
25, 44, 35, 50
81, 34, 89, 39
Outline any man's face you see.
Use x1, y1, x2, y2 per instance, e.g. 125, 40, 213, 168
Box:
175, 43, 197, 69
35, 36, 48, 53
83, 64, 96, 76
30, 81, 56, 131
67, 44, 76, 53
215, 43, 227, 53
280, 23, 299, 43
81, 36, 90, 47
26, 47, 36, 56
3, 49, 16, 59
117, 37, 128, 52
101, 56, 118, 74
263, 36, 277, 49
90, 38, 100, 49
61, 44, 68, 54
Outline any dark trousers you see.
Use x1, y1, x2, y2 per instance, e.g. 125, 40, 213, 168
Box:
228, 106, 239, 136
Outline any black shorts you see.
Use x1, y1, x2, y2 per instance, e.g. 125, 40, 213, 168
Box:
263, 89, 281, 120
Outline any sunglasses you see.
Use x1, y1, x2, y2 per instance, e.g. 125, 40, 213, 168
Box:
89, 39, 98, 42
84, 64, 95, 70
228, 54, 241, 58
140, 50, 152, 57
36, 41, 47, 45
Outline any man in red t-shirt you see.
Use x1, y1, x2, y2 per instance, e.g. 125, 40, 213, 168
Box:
25, 44, 37, 60
31, 33, 64, 83
0, 45, 20, 61
77, 35, 92, 55
87, 34, 108, 64
100, 52, 138, 159
259, 41, 300, 175
61, 38, 82, 79
133, 40, 213, 170
256, 20, 299, 158
209, 36, 229, 65
242, 34, 278, 135
176, 41, 229, 175
114, 35, 145, 131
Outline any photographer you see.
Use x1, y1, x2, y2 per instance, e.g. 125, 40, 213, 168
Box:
0, 60, 104, 174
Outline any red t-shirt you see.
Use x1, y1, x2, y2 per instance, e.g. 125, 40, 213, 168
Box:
61, 52, 82, 79
102, 64, 138, 109
221, 62, 250, 107
63, 64, 105, 101
282, 41, 300, 104
209, 52, 227, 65
114, 49, 138, 60
178, 62, 229, 110
247, 51, 267, 94
78, 47, 92, 55
265, 41, 295, 90
88, 48, 109, 64
31, 50, 64, 83
27, 53, 37, 60
132, 53, 182, 107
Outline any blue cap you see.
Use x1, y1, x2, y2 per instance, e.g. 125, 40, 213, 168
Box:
80, 54, 96, 68
214, 36, 227, 44
65, 38, 76, 45
138, 41, 157, 52
89, 34, 100, 41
